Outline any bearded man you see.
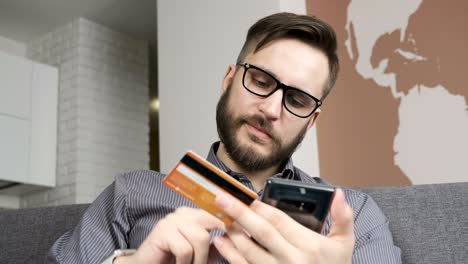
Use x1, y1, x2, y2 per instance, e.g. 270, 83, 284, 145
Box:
49, 12, 401, 264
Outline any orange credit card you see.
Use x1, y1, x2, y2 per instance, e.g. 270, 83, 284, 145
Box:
163, 151, 258, 225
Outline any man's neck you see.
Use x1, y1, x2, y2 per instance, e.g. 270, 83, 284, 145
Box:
216, 143, 280, 192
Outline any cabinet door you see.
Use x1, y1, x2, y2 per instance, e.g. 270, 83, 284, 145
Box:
0, 51, 32, 119
0, 115, 29, 183
29, 62, 58, 186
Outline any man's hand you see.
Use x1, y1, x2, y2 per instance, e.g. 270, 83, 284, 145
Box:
213, 188, 355, 264
115, 207, 224, 264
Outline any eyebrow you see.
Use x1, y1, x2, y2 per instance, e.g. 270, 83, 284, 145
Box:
248, 62, 316, 97
256, 64, 280, 80
257, 64, 305, 91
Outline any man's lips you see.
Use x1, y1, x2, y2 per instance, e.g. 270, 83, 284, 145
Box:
246, 123, 272, 140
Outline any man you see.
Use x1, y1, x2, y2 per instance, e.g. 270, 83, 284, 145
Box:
49, 12, 401, 263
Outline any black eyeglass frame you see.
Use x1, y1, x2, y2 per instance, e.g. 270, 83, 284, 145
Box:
236, 63, 322, 118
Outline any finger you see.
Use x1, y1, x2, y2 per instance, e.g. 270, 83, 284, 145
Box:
249, 199, 323, 246
167, 228, 194, 264
141, 217, 194, 263
327, 188, 354, 243
215, 192, 293, 254
146, 208, 224, 264
213, 235, 249, 264
226, 223, 273, 263
178, 222, 212, 264
173, 208, 225, 264
174, 207, 225, 230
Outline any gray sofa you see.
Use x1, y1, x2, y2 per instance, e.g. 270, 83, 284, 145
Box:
1, 182, 467, 263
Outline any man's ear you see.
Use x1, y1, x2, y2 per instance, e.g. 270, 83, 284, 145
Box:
307, 108, 321, 129
221, 64, 236, 93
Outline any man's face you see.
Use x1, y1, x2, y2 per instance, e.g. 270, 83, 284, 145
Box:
216, 38, 329, 172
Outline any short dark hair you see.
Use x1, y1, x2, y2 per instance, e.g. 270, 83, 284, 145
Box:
236, 12, 339, 100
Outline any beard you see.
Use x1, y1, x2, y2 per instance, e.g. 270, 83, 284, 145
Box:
216, 84, 308, 172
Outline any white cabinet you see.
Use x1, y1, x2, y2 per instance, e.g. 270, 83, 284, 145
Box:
0, 116, 29, 184
0, 51, 31, 118
0, 51, 58, 189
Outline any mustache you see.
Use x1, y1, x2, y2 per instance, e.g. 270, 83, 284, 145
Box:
238, 115, 278, 140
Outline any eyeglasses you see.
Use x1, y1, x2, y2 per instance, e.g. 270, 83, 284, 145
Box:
236, 63, 322, 118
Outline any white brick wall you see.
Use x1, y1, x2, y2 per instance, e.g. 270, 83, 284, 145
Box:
21, 18, 149, 207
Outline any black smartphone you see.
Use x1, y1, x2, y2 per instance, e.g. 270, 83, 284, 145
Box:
261, 178, 335, 233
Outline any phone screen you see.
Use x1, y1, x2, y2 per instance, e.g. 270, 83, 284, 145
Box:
261, 178, 335, 233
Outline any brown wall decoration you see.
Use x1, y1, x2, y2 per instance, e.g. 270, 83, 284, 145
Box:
308, 0, 468, 187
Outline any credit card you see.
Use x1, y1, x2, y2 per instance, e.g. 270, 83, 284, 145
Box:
163, 151, 258, 224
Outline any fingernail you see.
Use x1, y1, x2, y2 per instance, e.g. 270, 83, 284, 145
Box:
337, 189, 346, 209
216, 192, 232, 209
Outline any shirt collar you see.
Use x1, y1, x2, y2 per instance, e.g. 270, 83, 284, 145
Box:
206, 141, 301, 181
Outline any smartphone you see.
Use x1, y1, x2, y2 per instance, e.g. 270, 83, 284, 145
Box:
261, 178, 335, 233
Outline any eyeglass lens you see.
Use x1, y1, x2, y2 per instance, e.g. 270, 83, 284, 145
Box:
244, 67, 317, 117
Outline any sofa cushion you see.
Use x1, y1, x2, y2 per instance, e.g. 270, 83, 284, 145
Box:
362, 182, 468, 264
0, 203, 89, 263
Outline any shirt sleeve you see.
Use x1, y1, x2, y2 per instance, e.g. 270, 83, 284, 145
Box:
346, 190, 402, 264
47, 175, 131, 264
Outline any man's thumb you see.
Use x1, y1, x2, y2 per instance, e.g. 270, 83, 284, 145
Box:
327, 188, 354, 242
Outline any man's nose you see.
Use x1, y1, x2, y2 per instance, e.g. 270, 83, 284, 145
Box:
258, 89, 283, 120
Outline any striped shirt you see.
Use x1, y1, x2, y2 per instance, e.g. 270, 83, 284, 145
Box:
48, 142, 402, 263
